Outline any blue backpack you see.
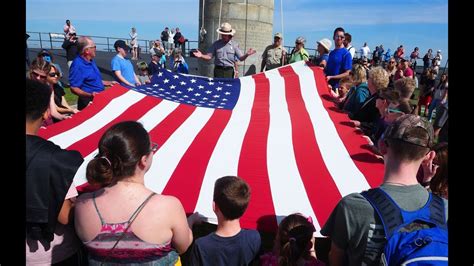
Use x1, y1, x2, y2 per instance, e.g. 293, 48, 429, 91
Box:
361, 188, 448, 265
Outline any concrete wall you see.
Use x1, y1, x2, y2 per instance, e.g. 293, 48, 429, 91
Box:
198, 0, 274, 77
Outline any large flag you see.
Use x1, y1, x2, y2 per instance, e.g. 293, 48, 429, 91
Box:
39, 61, 384, 234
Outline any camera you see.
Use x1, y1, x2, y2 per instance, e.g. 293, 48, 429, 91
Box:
189, 49, 198, 58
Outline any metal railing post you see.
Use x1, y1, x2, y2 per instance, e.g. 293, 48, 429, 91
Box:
49, 34, 53, 49
107, 37, 110, 52
39, 33, 43, 49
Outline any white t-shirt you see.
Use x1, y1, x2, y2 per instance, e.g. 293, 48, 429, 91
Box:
361, 46, 370, 58
26, 183, 80, 265
346, 46, 356, 59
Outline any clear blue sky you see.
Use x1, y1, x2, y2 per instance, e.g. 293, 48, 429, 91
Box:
26, 0, 448, 66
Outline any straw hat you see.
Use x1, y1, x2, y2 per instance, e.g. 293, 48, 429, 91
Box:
216, 22, 236, 36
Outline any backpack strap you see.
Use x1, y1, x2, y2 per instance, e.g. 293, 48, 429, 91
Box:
361, 188, 403, 238
429, 194, 447, 230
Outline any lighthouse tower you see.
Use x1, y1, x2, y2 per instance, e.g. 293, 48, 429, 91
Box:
198, 0, 274, 77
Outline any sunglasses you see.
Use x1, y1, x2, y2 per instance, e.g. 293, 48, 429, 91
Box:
150, 142, 159, 153
335, 35, 345, 39
387, 107, 404, 114
389, 61, 396, 64
85, 45, 97, 50
48, 72, 60, 77
32, 71, 47, 80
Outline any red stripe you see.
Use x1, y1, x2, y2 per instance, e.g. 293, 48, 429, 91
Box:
39, 85, 129, 140
67, 96, 162, 157
310, 67, 384, 188
147, 104, 196, 147
238, 74, 278, 232
278, 67, 342, 224
161, 109, 232, 212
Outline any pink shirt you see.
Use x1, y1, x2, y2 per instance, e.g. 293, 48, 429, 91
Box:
26, 183, 81, 265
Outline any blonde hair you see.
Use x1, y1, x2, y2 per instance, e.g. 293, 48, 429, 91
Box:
368, 67, 389, 91
394, 77, 416, 100
351, 64, 367, 85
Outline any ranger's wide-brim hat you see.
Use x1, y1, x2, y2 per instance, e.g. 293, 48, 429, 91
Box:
216, 22, 236, 36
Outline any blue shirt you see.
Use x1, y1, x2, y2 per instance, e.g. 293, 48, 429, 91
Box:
190, 229, 261, 266
343, 82, 370, 116
314, 53, 329, 67
325, 47, 352, 89
69, 56, 104, 94
111, 55, 136, 86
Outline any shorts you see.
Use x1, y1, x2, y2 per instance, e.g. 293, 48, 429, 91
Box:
418, 95, 432, 106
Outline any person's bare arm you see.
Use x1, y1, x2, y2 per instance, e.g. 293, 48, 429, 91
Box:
58, 199, 74, 225
238, 48, 256, 61
60, 96, 79, 114
193, 49, 213, 61
328, 241, 346, 266
49, 92, 68, 120
70, 86, 94, 98
327, 69, 351, 82
114, 70, 135, 87
169, 196, 194, 254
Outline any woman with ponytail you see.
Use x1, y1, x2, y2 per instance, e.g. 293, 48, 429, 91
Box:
74, 121, 202, 265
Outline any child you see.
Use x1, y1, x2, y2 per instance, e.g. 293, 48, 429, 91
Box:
260, 213, 325, 266
172, 48, 189, 74
136, 61, 151, 84
190, 176, 261, 265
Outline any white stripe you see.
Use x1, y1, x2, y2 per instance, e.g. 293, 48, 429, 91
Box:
145, 107, 215, 194
291, 61, 370, 196
193, 76, 256, 224
72, 100, 181, 187
49, 90, 146, 149
264, 69, 321, 233
401, 256, 448, 265
73, 150, 97, 186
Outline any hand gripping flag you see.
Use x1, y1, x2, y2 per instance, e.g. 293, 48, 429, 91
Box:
39, 61, 384, 234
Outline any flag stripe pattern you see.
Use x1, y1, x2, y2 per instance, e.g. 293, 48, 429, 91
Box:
39, 62, 384, 233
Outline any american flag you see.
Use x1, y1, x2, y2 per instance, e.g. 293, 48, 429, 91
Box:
39, 61, 384, 234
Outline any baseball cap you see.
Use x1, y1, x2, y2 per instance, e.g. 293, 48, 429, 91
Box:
114, 40, 130, 51
137, 61, 148, 69
383, 114, 434, 148
274, 32, 283, 39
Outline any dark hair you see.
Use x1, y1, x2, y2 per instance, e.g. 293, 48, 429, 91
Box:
276, 214, 316, 266
344, 32, 352, 43
429, 142, 448, 198
333, 27, 345, 37
86, 121, 151, 186
213, 176, 250, 220
26, 79, 52, 121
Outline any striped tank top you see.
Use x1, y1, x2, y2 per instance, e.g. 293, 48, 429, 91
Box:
84, 192, 179, 265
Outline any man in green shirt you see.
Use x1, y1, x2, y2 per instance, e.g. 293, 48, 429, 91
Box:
321, 114, 448, 265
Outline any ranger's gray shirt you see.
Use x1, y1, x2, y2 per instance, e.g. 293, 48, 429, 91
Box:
208, 39, 244, 67
321, 184, 448, 266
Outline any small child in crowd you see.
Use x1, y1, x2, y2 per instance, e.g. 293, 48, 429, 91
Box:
136, 61, 151, 84
172, 48, 189, 74
260, 213, 325, 266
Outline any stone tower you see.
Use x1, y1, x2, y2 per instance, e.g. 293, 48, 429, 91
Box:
198, 0, 274, 77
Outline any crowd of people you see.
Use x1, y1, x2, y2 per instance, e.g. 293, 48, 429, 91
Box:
25, 21, 448, 265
